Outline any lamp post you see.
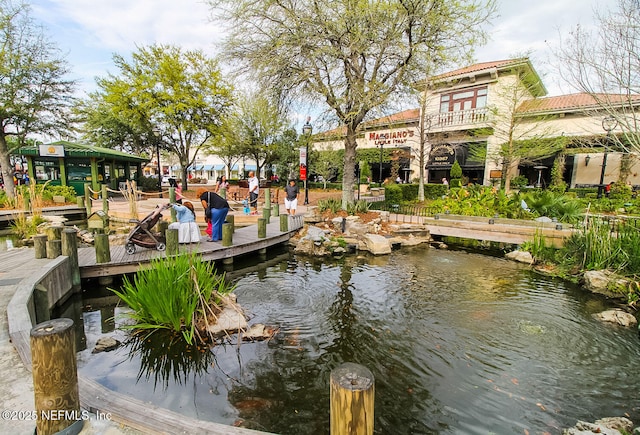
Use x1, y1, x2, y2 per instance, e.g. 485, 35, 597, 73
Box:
302, 117, 312, 205
598, 116, 618, 198
379, 143, 384, 184
152, 129, 162, 192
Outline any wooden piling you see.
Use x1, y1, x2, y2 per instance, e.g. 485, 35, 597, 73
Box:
84, 183, 91, 216
62, 228, 80, 288
265, 188, 271, 208
225, 214, 235, 233
280, 214, 288, 232
273, 203, 279, 217
30, 318, 83, 435
46, 240, 61, 259
102, 184, 109, 213
94, 233, 111, 263
166, 228, 179, 255
330, 362, 375, 435
46, 225, 63, 241
76, 195, 84, 208
258, 218, 267, 238
222, 223, 233, 246
34, 234, 47, 259
263, 207, 271, 224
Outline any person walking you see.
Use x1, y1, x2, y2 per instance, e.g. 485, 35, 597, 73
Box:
200, 190, 230, 242
215, 175, 230, 196
283, 179, 300, 215
247, 171, 259, 214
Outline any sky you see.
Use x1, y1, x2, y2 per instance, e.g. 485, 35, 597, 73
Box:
28, 0, 618, 128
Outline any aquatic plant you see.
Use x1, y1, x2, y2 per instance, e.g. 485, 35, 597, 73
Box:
112, 253, 235, 344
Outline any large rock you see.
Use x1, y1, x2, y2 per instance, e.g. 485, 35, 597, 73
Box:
593, 309, 638, 327
563, 417, 634, 435
505, 250, 534, 264
207, 306, 248, 335
583, 270, 628, 298
361, 233, 391, 255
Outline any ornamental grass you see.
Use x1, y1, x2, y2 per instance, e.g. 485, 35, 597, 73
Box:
111, 253, 235, 344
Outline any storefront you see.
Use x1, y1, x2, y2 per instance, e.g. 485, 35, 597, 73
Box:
13, 141, 148, 195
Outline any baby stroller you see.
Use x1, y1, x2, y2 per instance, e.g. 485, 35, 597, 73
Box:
124, 205, 168, 254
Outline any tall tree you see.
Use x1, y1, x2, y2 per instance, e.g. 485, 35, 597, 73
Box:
555, 0, 640, 153
0, 0, 76, 198
208, 0, 496, 208
78, 44, 233, 189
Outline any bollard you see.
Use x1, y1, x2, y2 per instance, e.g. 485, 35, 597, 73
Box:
76, 196, 84, 208
157, 220, 169, 237
263, 207, 271, 224
102, 184, 109, 213
330, 362, 375, 435
225, 214, 235, 233
84, 183, 91, 216
95, 233, 111, 263
46, 225, 63, 241
34, 234, 47, 259
280, 214, 288, 232
166, 228, 179, 255
273, 203, 279, 217
62, 228, 80, 289
258, 218, 267, 238
222, 223, 233, 246
31, 318, 83, 435
46, 240, 61, 259
169, 188, 177, 222
265, 188, 271, 209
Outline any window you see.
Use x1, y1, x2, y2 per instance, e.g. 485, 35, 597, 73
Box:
439, 87, 487, 113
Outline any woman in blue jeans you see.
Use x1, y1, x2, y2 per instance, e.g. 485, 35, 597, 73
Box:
200, 191, 230, 241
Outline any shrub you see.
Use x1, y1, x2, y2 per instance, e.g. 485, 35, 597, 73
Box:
511, 175, 528, 189
384, 183, 403, 204
111, 253, 235, 344
317, 198, 342, 213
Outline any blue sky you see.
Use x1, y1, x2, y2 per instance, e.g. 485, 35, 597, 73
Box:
29, 0, 616, 123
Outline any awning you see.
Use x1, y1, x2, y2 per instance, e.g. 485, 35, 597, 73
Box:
213, 164, 225, 171
203, 164, 214, 171
243, 165, 257, 171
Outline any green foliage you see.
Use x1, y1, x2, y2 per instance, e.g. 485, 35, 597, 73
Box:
317, 198, 342, 213
510, 175, 528, 189
137, 176, 160, 192
346, 200, 371, 214
450, 161, 462, 179
397, 183, 418, 201
111, 253, 234, 344
423, 183, 449, 199
520, 190, 584, 223
359, 160, 372, 182
384, 183, 403, 204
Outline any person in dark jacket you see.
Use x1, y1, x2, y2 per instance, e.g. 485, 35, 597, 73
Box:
200, 190, 230, 242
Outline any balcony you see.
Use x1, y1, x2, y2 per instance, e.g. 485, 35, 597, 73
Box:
428, 107, 490, 131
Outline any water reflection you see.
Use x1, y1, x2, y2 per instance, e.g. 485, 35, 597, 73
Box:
75, 247, 640, 435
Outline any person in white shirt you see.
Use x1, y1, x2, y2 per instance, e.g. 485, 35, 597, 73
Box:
247, 171, 259, 214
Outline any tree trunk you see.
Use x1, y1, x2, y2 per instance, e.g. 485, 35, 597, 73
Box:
0, 133, 16, 198
342, 125, 357, 208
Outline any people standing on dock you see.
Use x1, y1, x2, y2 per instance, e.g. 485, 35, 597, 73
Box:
247, 171, 259, 215
283, 179, 299, 215
167, 201, 201, 243
200, 190, 230, 242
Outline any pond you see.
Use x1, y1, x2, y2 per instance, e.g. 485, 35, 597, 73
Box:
75, 246, 640, 435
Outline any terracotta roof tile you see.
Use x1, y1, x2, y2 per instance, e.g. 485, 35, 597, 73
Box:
517, 92, 640, 113
433, 58, 528, 80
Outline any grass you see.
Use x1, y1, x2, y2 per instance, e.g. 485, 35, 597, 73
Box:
111, 253, 235, 344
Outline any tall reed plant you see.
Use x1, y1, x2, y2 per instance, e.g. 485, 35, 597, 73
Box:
112, 253, 235, 344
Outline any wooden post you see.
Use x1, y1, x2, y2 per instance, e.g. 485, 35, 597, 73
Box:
102, 184, 109, 213
84, 183, 91, 216
169, 188, 176, 222
263, 207, 271, 224
34, 234, 47, 259
95, 233, 111, 263
225, 214, 235, 233
62, 228, 80, 289
258, 218, 267, 238
46, 225, 63, 241
265, 188, 271, 208
31, 318, 83, 435
330, 362, 375, 435
222, 223, 233, 246
273, 203, 280, 217
166, 228, 179, 255
46, 240, 61, 259
157, 220, 169, 237
280, 214, 288, 232
76, 195, 84, 208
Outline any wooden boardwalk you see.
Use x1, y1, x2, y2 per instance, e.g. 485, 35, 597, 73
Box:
78, 214, 304, 278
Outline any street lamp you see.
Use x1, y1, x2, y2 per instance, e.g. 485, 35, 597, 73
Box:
302, 117, 312, 205
153, 128, 162, 193
379, 142, 384, 184
597, 116, 618, 198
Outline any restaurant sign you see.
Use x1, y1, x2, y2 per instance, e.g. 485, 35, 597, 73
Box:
367, 129, 414, 146
428, 144, 455, 166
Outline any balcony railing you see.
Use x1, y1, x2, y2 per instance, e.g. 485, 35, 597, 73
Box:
428, 107, 490, 129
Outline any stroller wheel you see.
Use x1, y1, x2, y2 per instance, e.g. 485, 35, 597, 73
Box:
156, 243, 166, 251
125, 243, 136, 254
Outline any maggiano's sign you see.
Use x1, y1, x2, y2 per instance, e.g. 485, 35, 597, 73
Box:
428, 144, 455, 166
367, 129, 414, 146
